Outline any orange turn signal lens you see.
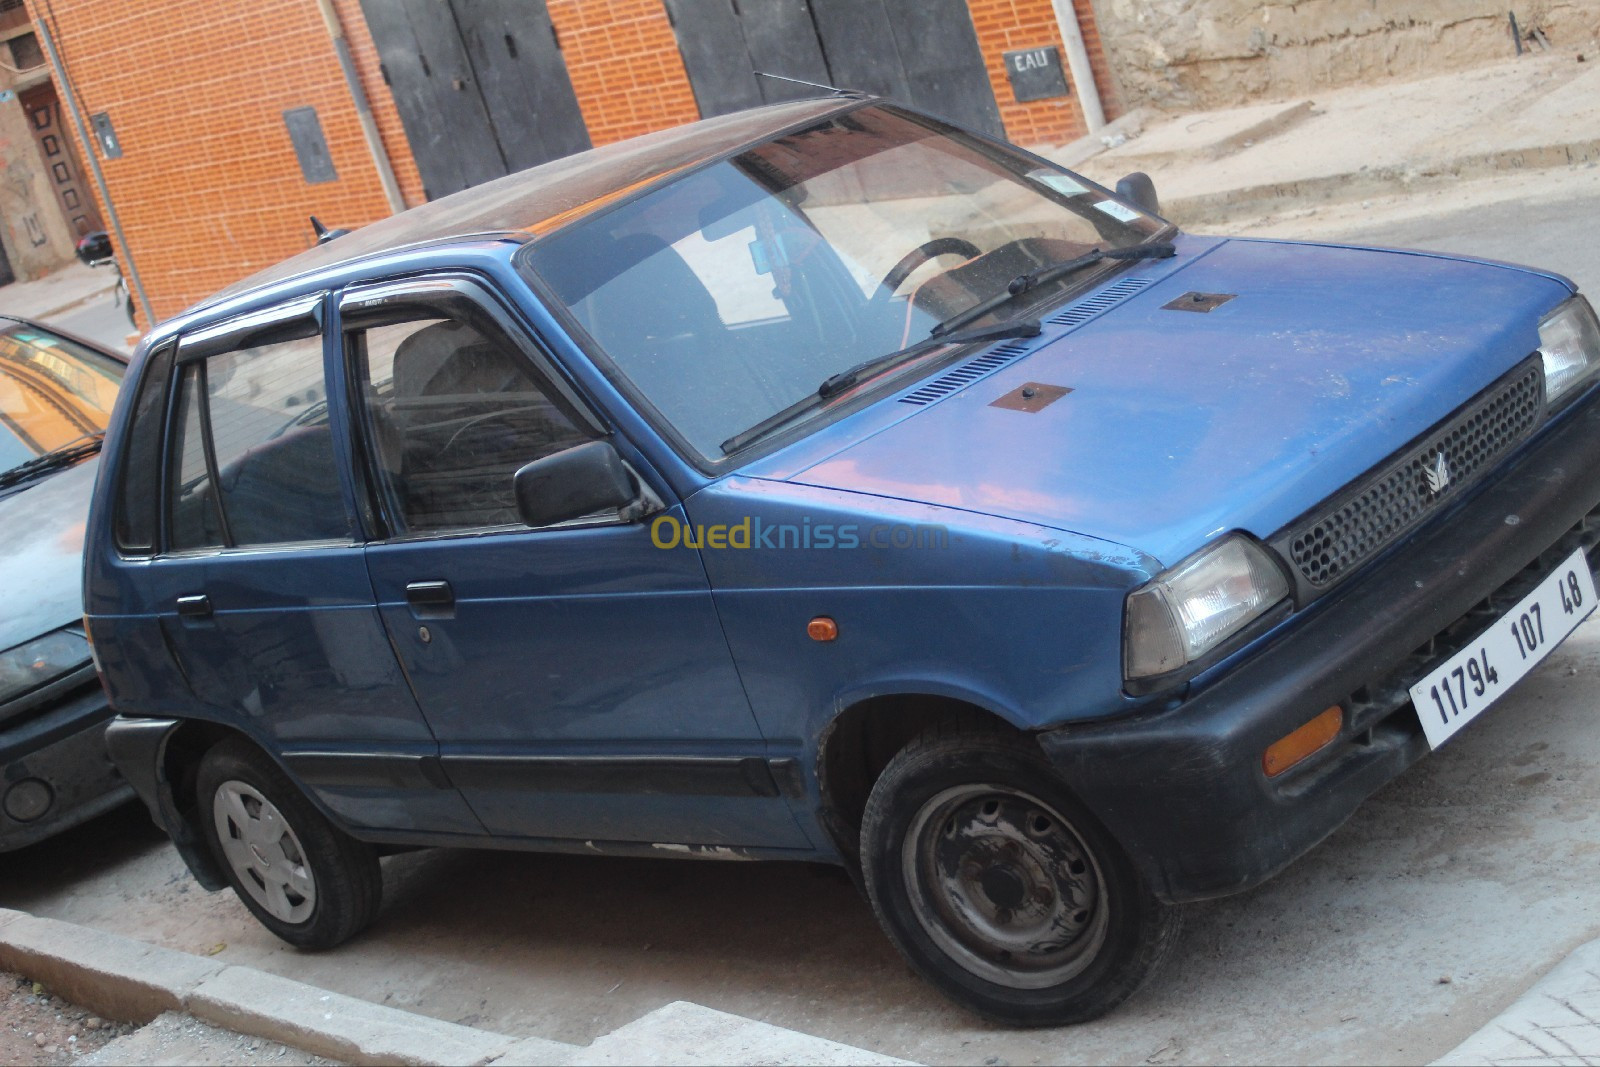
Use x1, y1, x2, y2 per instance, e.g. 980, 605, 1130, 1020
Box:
807, 616, 838, 642
1263, 705, 1343, 778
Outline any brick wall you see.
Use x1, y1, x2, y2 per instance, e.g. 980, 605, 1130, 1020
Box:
968, 0, 1120, 147
27, 0, 421, 326
547, 0, 700, 146
29, 0, 1117, 325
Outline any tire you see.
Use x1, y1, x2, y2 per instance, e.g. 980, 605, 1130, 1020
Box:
860, 726, 1181, 1026
195, 737, 382, 949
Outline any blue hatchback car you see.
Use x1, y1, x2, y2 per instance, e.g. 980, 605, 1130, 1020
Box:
87, 97, 1600, 1025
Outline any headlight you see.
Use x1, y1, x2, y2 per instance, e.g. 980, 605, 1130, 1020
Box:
1539, 296, 1600, 407
1124, 535, 1289, 682
0, 629, 91, 706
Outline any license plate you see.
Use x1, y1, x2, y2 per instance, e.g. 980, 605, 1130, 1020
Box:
1410, 547, 1596, 749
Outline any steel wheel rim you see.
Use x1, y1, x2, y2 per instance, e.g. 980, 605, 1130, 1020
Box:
212, 780, 317, 924
901, 783, 1109, 989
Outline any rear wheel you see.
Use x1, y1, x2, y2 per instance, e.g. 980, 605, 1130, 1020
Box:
860, 728, 1180, 1025
196, 738, 382, 949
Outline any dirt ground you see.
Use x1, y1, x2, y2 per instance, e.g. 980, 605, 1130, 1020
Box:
0, 972, 134, 1065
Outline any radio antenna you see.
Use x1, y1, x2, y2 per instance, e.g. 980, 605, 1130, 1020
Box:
753, 71, 852, 96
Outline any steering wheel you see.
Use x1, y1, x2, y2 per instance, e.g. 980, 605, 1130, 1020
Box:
877, 237, 983, 296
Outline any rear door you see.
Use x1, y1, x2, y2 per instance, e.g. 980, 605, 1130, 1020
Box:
143, 298, 480, 834
341, 276, 810, 849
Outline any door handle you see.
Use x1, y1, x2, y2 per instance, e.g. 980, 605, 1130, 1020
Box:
176, 594, 213, 619
405, 580, 455, 609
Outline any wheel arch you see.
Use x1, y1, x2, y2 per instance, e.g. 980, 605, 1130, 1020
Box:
815, 690, 1037, 868
116, 715, 353, 891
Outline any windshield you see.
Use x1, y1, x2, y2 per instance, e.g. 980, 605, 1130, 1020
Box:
0, 324, 123, 476
523, 105, 1164, 460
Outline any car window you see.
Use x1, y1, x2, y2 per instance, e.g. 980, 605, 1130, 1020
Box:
352, 313, 591, 533
165, 331, 352, 551
114, 343, 173, 553
167, 363, 222, 552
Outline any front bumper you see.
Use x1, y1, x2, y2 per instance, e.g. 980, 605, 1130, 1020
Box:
1039, 384, 1600, 904
0, 671, 131, 851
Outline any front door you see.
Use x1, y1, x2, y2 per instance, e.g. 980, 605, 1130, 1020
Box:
145, 298, 481, 834
340, 277, 810, 849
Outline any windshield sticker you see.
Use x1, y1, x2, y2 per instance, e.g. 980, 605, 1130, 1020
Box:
1029, 171, 1090, 197
1095, 199, 1142, 222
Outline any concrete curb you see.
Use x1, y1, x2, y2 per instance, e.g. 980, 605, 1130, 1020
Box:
1100, 99, 1316, 173
1160, 137, 1600, 228
188, 965, 518, 1066
1431, 937, 1600, 1066
0, 907, 526, 1065
0, 907, 911, 1066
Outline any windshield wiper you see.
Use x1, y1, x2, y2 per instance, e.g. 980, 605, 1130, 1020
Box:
819, 318, 1042, 400
933, 242, 1177, 339
0, 433, 104, 491
720, 318, 1042, 456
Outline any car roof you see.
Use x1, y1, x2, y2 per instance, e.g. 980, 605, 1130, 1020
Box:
196, 97, 858, 316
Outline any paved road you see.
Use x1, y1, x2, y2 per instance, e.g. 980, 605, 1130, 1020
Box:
6, 177, 1600, 1066
1239, 164, 1600, 297
49, 296, 138, 356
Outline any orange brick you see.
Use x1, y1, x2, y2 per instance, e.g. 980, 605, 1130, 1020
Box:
23, 0, 1113, 324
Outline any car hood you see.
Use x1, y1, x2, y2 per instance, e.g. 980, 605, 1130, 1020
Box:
0, 457, 97, 650
777, 238, 1574, 568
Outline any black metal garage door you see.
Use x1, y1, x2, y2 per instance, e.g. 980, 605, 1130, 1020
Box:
662, 0, 1004, 139
360, 0, 591, 200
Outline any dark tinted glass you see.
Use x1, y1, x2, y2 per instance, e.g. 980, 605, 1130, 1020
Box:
167, 364, 222, 552
203, 335, 351, 546
113, 343, 173, 553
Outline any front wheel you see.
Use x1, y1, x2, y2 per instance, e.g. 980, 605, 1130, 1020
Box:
860, 728, 1180, 1026
196, 738, 382, 949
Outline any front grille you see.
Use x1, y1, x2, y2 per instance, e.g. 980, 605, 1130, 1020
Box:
1283, 360, 1544, 589
1276, 501, 1600, 795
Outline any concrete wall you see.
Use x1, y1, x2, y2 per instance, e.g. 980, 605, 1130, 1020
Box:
1091, 0, 1600, 109
0, 91, 78, 282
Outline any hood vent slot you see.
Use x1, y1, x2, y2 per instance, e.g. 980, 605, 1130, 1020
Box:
899, 341, 1034, 406
1046, 276, 1154, 328
897, 278, 1155, 408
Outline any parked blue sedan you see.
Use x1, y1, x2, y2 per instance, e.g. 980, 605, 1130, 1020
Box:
0, 317, 129, 851
86, 97, 1600, 1025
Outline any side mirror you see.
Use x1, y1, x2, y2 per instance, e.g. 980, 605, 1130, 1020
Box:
513, 440, 636, 529
1114, 172, 1161, 217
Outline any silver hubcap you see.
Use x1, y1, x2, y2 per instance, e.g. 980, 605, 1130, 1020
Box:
902, 784, 1109, 989
212, 781, 316, 924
